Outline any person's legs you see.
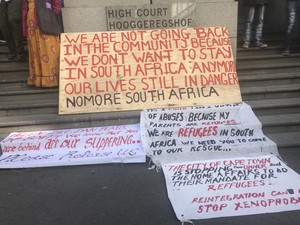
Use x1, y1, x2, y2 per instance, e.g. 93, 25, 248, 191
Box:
243, 6, 255, 48
7, 0, 24, 61
283, 1, 297, 55
296, 1, 300, 49
254, 4, 268, 48
0, 2, 16, 59
0, 29, 6, 42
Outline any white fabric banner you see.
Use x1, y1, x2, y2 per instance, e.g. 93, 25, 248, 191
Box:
140, 102, 278, 167
0, 124, 145, 168
162, 155, 300, 221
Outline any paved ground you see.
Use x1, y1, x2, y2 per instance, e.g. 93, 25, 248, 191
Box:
1, 149, 300, 225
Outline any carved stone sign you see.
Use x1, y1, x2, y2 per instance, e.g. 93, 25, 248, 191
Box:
106, 3, 195, 31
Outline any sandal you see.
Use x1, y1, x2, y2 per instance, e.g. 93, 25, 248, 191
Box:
8, 52, 16, 61
15, 54, 25, 62
282, 49, 290, 56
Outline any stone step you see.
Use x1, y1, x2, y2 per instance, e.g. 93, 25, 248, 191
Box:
0, 61, 28, 72
267, 131, 300, 151
0, 46, 28, 60
0, 45, 9, 52
238, 72, 300, 87
237, 29, 285, 38
278, 147, 300, 172
0, 41, 27, 48
0, 71, 28, 87
0, 101, 299, 131
259, 113, 300, 133
0, 99, 58, 116
237, 53, 300, 67
241, 83, 300, 100
237, 37, 286, 48
237, 46, 300, 57
237, 46, 285, 57
0, 55, 14, 61
0, 111, 140, 140
0, 85, 58, 101
0, 55, 28, 63
237, 61, 300, 75
247, 97, 300, 116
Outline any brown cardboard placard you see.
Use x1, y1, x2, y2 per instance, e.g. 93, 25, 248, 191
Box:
59, 27, 242, 115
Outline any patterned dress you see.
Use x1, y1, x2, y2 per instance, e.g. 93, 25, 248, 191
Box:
26, 0, 60, 87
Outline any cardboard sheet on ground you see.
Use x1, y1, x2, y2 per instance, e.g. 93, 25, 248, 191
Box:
59, 27, 241, 114
0, 124, 145, 168
162, 155, 300, 221
140, 102, 278, 166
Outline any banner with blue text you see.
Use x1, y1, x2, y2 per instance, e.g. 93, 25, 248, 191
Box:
140, 103, 278, 166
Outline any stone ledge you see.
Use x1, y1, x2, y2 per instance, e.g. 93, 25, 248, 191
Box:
237, 62, 300, 71
247, 97, 300, 110
268, 131, 300, 148
0, 88, 58, 96
241, 83, 300, 95
238, 72, 300, 81
237, 53, 300, 61
0, 111, 140, 128
1, 110, 299, 130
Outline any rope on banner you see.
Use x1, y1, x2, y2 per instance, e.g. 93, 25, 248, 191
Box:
155, 165, 161, 173
148, 158, 155, 170
147, 158, 161, 172
148, 164, 156, 170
